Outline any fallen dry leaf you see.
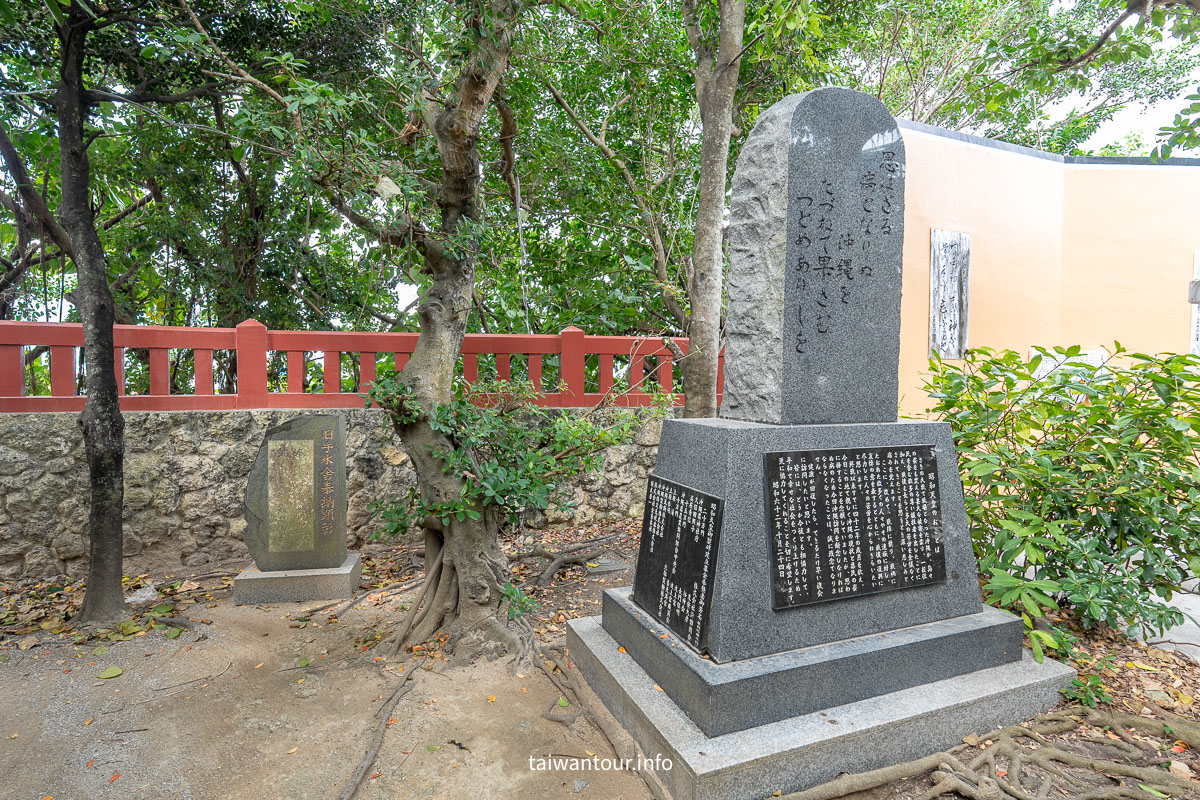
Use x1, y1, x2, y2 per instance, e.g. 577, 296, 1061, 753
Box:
287, 747, 299, 755
109, 774, 120, 783
487, 695, 496, 703
83, 718, 93, 726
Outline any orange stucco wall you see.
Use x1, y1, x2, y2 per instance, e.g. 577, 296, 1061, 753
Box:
896, 124, 1200, 415
1061, 164, 1200, 354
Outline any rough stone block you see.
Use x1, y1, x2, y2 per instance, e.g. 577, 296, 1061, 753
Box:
568, 615, 1075, 800
233, 552, 361, 605
723, 88, 905, 426
601, 586, 1022, 736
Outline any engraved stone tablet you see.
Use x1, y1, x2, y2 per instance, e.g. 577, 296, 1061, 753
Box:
929, 229, 971, 358
723, 87, 905, 425
268, 440, 316, 552
244, 415, 347, 571
631, 475, 724, 653
764, 445, 945, 609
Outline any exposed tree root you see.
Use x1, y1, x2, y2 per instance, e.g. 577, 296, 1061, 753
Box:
772, 706, 1199, 800
337, 672, 418, 800
508, 533, 619, 586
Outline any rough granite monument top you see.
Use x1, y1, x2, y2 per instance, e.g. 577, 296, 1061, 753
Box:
721, 87, 905, 426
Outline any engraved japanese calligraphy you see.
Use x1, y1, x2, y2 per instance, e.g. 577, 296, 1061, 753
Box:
320, 427, 336, 537
764, 445, 946, 609
631, 475, 724, 653
929, 229, 971, 358
267, 439, 315, 552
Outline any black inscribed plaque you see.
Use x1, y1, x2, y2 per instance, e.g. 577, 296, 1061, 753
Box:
764, 445, 945, 610
631, 475, 724, 653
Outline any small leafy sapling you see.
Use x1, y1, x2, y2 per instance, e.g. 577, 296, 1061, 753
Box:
1060, 674, 1113, 707
501, 582, 540, 621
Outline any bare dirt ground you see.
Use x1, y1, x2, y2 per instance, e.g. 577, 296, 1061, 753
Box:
0, 526, 650, 800
3, 520, 1200, 800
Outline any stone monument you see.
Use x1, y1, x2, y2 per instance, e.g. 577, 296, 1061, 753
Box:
568, 88, 1074, 800
233, 414, 361, 604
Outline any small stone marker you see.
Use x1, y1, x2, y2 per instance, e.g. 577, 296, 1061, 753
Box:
723, 87, 905, 426
237, 414, 360, 604
245, 414, 347, 570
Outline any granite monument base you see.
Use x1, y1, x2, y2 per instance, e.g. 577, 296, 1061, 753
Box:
233, 552, 362, 605
568, 615, 1075, 800
602, 586, 1028, 737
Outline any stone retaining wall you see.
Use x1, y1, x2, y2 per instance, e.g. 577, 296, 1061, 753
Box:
0, 409, 662, 578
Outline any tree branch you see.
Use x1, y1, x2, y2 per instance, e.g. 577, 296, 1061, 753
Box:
545, 81, 687, 326
0, 123, 74, 258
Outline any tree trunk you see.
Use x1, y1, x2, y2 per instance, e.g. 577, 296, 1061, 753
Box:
681, 1, 746, 419
58, 7, 128, 624
385, 2, 523, 657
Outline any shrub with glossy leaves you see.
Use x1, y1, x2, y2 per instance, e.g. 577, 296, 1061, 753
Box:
365, 373, 668, 538
925, 345, 1200, 649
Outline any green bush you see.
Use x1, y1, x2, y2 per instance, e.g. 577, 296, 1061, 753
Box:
365, 373, 668, 537
924, 345, 1200, 643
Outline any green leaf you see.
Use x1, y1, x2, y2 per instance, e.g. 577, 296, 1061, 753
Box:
97, 666, 123, 679
557, 696, 569, 708
164, 627, 182, 639
300, 657, 309, 667
1138, 787, 1169, 798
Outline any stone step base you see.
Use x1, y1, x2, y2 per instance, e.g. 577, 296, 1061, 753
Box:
568, 615, 1074, 800
232, 552, 361, 604
601, 586, 1025, 737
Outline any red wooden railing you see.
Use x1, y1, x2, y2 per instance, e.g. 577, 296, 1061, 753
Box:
0, 319, 723, 412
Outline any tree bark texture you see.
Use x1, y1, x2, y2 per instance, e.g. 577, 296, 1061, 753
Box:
59, 5, 128, 624
391, 0, 524, 656
680, 0, 745, 419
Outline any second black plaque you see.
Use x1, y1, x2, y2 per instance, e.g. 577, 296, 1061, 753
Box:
764, 445, 946, 609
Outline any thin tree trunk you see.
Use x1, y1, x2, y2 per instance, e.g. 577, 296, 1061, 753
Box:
680, 0, 745, 419
58, 6, 127, 623
386, 1, 524, 656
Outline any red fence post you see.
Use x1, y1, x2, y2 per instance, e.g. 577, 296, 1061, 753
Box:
0, 345, 22, 398
235, 319, 269, 408
561, 326, 585, 405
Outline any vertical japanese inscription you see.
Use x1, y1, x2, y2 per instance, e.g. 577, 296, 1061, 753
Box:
764, 446, 945, 609
793, 148, 900, 356
632, 475, 724, 653
929, 229, 971, 358
319, 428, 336, 536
